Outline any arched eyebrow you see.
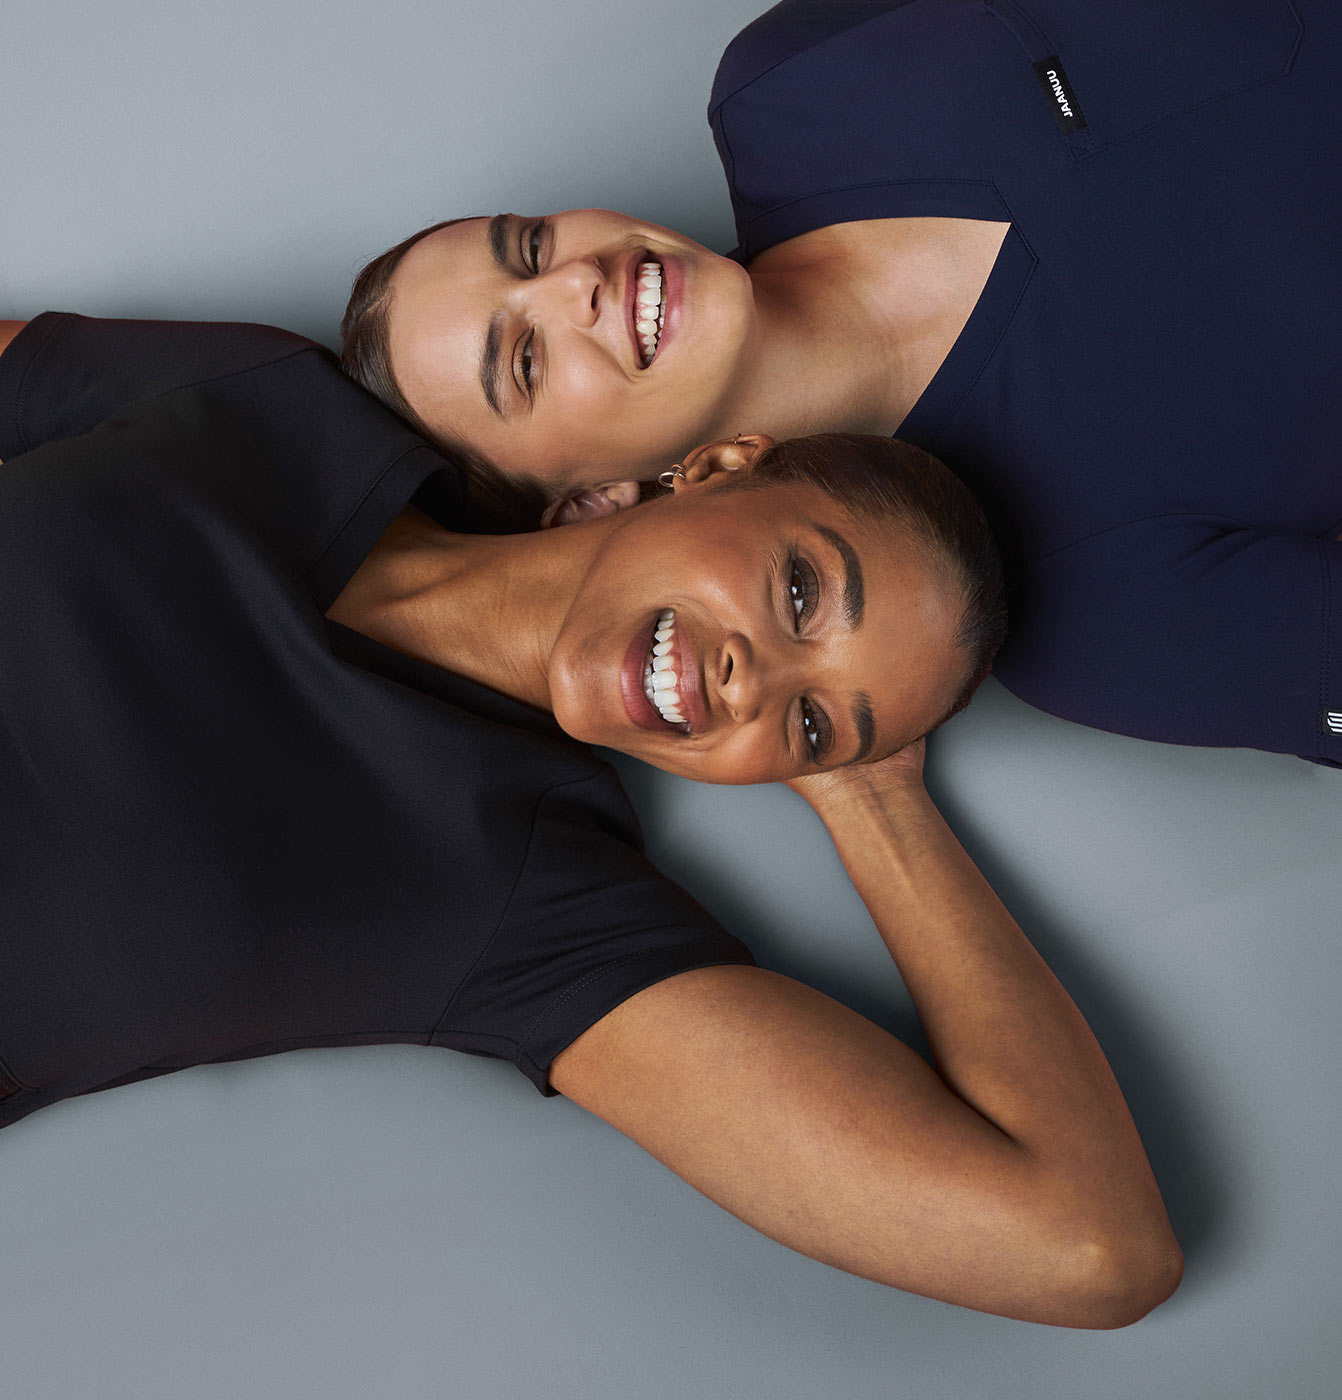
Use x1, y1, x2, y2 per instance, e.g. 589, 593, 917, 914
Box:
478, 214, 515, 419
814, 524, 865, 628
852, 690, 876, 764
479, 311, 506, 418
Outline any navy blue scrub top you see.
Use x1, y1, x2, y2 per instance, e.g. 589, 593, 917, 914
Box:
0, 314, 752, 1129
710, 0, 1342, 765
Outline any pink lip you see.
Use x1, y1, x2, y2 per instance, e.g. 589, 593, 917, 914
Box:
657, 253, 682, 358
619, 613, 708, 735
667, 612, 705, 731
623, 251, 648, 370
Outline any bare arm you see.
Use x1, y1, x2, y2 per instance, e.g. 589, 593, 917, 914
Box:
551, 742, 1181, 1328
0, 321, 27, 362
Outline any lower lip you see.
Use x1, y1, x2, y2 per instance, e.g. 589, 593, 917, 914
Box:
657, 253, 683, 357
620, 619, 673, 732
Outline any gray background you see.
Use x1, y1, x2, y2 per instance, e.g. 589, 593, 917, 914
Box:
2, 2, 1338, 1396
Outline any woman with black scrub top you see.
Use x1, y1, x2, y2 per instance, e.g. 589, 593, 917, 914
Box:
0, 313, 1179, 1327
350, 0, 1342, 767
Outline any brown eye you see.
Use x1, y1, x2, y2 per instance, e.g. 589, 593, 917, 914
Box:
799, 698, 832, 761
525, 220, 548, 273
789, 555, 818, 628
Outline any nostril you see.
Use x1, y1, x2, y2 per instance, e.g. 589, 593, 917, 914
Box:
722, 655, 733, 684
590, 286, 598, 312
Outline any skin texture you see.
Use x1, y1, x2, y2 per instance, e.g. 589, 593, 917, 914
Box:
328, 438, 967, 785
382, 212, 1008, 499
551, 742, 1184, 1327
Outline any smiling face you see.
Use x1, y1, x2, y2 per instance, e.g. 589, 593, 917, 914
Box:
545, 478, 967, 785
384, 210, 757, 492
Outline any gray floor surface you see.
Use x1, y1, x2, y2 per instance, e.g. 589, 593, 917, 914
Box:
3, 3, 1339, 1397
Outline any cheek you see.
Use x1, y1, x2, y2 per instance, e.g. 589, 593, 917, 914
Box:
667, 728, 791, 786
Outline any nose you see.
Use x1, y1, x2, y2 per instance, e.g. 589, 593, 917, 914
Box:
529, 255, 603, 329
717, 631, 797, 726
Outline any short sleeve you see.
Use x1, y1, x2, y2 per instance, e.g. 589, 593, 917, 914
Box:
0, 313, 315, 461
996, 517, 1342, 766
431, 771, 756, 1095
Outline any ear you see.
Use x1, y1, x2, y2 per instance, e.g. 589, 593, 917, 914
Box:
540, 479, 642, 529
675, 432, 775, 487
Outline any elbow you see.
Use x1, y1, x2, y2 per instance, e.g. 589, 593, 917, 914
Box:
1045, 1222, 1184, 1330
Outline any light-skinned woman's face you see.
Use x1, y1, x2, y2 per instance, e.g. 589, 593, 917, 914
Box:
386, 210, 755, 492
546, 477, 966, 785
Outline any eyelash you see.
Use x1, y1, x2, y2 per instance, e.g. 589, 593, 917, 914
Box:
786, 554, 832, 761
524, 219, 547, 274
788, 555, 819, 628
516, 220, 548, 396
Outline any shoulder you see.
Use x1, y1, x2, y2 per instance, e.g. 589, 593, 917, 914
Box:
709, 0, 930, 115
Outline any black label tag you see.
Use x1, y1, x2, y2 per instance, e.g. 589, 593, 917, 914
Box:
1033, 55, 1087, 134
1322, 709, 1342, 736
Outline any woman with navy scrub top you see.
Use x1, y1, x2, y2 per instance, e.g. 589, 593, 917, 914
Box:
348, 0, 1342, 766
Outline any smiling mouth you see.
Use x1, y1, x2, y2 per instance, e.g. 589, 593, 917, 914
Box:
643, 609, 690, 728
634, 259, 666, 367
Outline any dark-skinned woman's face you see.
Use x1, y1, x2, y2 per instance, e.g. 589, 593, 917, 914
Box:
546, 476, 966, 785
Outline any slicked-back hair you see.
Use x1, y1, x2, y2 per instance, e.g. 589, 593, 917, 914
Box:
340, 217, 547, 533
724, 433, 1007, 731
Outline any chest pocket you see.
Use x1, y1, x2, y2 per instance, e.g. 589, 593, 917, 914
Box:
983, 0, 1303, 159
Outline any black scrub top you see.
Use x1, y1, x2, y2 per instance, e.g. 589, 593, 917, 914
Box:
710, 0, 1342, 764
0, 314, 752, 1129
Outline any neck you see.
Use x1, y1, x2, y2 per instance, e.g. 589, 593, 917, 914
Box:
326, 508, 602, 714
710, 219, 1003, 441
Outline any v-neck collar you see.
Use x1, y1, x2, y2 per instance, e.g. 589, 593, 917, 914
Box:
897, 223, 1035, 445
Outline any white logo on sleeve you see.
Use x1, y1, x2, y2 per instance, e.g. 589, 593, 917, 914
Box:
1324, 711, 1342, 735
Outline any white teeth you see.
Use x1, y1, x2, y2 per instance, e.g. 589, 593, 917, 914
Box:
642, 609, 687, 727
635, 261, 666, 367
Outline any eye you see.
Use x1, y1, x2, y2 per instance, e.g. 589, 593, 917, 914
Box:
799, 698, 833, 762
788, 554, 819, 629
525, 219, 547, 273
518, 330, 537, 394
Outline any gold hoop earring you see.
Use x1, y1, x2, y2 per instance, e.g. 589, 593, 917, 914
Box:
657, 466, 685, 488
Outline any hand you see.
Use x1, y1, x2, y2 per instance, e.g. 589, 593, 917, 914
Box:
785, 736, 927, 817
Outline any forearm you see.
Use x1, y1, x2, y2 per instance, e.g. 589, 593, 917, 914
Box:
807, 772, 1171, 1255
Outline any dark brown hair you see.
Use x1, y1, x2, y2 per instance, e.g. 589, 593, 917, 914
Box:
725, 433, 1007, 733
340, 218, 547, 532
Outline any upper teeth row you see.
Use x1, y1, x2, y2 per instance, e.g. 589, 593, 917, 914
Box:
644, 608, 685, 726
636, 261, 664, 366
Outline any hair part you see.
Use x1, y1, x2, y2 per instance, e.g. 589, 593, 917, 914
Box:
340, 217, 547, 533
725, 433, 1007, 737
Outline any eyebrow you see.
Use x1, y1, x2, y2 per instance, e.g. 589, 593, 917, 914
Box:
487, 212, 511, 269
477, 214, 517, 419
814, 523, 865, 628
479, 311, 506, 418
851, 690, 876, 764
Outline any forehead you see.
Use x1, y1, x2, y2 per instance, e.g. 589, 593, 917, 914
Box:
385, 217, 490, 396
